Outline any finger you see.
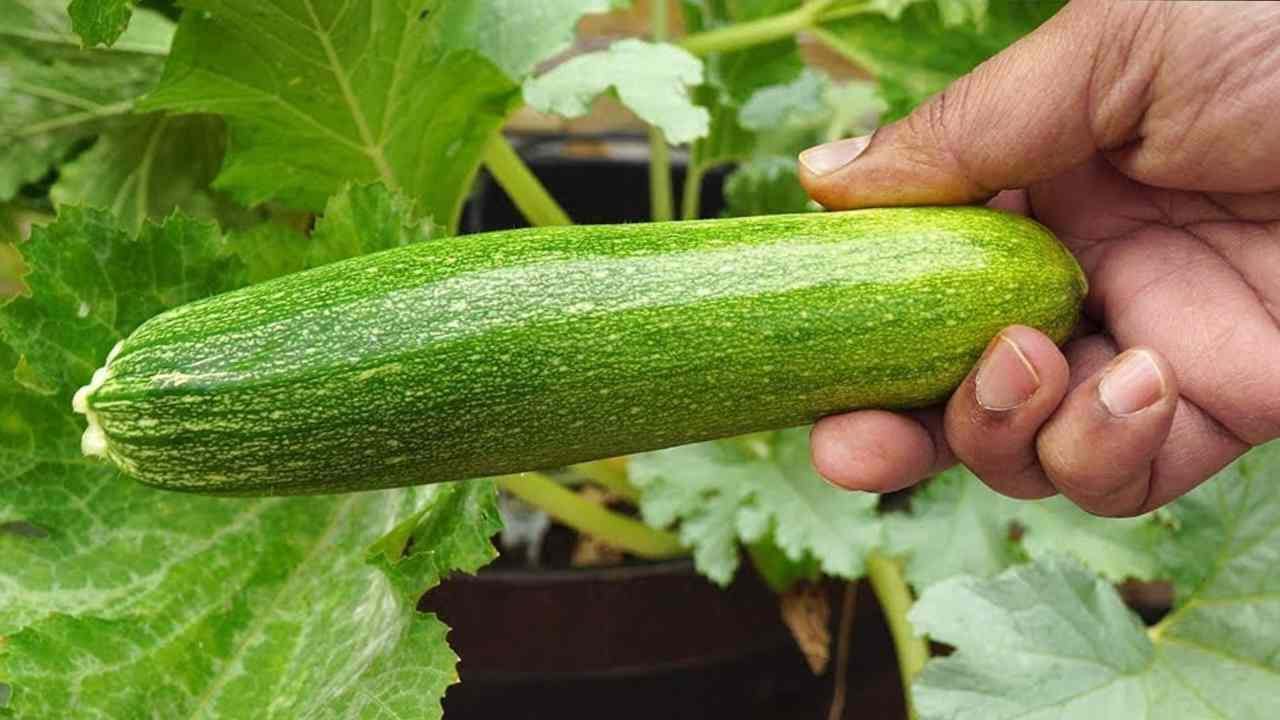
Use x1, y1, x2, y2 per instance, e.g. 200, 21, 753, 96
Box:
944, 326, 1068, 500
1047, 333, 1248, 514
987, 189, 1029, 215
797, 0, 1156, 208
810, 409, 949, 493
1036, 347, 1179, 516
1144, 398, 1248, 510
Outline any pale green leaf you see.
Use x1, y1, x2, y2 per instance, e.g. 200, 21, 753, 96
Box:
1018, 495, 1171, 583
49, 114, 229, 231
138, 0, 520, 231
738, 69, 828, 132
430, 0, 629, 80
884, 467, 1022, 590
630, 429, 880, 586
886, 465, 1170, 590
1154, 441, 1280, 673
0, 0, 172, 199
523, 39, 709, 144
737, 72, 884, 156
910, 556, 1156, 719
910, 442, 1280, 719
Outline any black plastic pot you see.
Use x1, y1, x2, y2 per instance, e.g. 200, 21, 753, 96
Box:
461, 135, 729, 232
427, 141, 909, 719
422, 560, 907, 720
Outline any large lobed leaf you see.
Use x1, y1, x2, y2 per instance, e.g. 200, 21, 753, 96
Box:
886, 466, 1170, 590
0, 0, 172, 200
138, 0, 522, 232
630, 429, 879, 586
909, 442, 1280, 719
49, 114, 236, 233
0, 185, 499, 719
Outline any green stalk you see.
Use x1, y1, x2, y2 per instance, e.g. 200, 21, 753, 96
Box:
648, 0, 674, 222
497, 473, 685, 559
865, 551, 929, 720
482, 134, 572, 227
568, 458, 641, 504
679, 0, 871, 57
680, 163, 705, 221
649, 129, 673, 221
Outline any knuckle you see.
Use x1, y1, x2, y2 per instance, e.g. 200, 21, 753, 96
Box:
903, 79, 993, 198
1037, 436, 1151, 516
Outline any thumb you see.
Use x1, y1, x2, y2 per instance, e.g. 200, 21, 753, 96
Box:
798, 0, 1156, 208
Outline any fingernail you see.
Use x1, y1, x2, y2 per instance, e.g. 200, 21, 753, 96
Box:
1099, 350, 1166, 416
975, 335, 1040, 411
799, 134, 872, 176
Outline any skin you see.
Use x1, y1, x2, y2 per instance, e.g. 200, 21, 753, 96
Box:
797, 0, 1280, 516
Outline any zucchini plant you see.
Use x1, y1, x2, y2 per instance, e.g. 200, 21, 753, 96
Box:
2, 1, 1277, 719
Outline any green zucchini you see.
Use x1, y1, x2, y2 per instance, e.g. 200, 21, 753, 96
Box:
74, 207, 1086, 495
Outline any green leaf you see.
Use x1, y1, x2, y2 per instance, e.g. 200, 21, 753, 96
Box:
722, 155, 815, 217
630, 429, 880, 586
1018, 495, 1171, 583
0, 208, 238, 392
884, 467, 1022, 590
368, 479, 504, 604
737, 71, 884, 156
0, 0, 172, 200
67, 0, 134, 47
746, 532, 821, 593
885, 466, 1170, 590
910, 555, 1156, 719
49, 114, 230, 232
815, 0, 1064, 120
225, 181, 439, 284
310, 182, 439, 260
1153, 441, 1280, 676
0, 189, 498, 718
737, 69, 828, 132
523, 39, 709, 144
683, 0, 806, 170
138, 0, 520, 232
909, 442, 1280, 719
430, 0, 629, 80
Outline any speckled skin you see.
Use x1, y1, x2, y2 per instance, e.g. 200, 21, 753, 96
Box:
84, 207, 1086, 495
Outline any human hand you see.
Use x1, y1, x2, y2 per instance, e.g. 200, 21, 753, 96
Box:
797, 0, 1280, 515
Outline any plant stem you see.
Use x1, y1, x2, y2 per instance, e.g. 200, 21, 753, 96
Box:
482, 134, 572, 227
827, 582, 858, 720
865, 551, 929, 720
648, 129, 673, 222
680, 163, 705, 220
679, 0, 872, 57
568, 458, 641, 504
497, 473, 685, 559
648, 0, 674, 222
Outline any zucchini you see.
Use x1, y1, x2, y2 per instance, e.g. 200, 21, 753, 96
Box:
74, 207, 1086, 495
